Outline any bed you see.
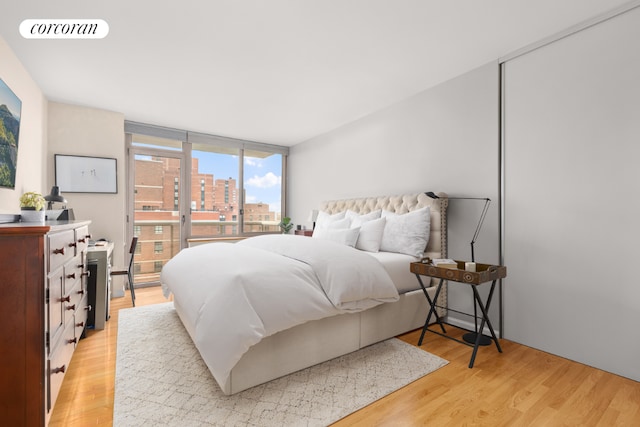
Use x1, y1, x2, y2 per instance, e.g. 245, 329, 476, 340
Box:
161, 192, 448, 395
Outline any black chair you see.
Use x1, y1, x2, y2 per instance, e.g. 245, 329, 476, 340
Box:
111, 237, 138, 307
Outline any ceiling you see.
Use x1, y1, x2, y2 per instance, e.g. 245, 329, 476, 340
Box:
0, 0, 630, 146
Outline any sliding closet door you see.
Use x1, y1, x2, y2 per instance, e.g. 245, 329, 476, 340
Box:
503, 7, 640, 381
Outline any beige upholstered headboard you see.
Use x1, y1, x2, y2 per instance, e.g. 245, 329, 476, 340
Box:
319, 192, 449, 292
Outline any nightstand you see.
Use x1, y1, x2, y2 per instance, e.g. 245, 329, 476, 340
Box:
294, 229, 313, 237
410, 260, 507, 368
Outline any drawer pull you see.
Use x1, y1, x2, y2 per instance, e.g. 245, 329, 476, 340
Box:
66, 273, 76, 279
82, 271, 91, 277
85, 305, 92, 312
53, 247, 65, 255
60, 296, 71, 303
68, 337, 78, 344
77, 289, 85, 295
85, 234, 92, 239
66, 304, 76, 311
51, 365, 66, 374
78, 237, 87, 243
76, 321, 85, 328
68, 242, 77, 248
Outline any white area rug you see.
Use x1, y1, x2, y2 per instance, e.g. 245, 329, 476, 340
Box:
114, 302, 447, 426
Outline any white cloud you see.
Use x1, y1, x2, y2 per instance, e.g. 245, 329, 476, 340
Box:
246, 172, 280, 188
245, 157, 262, 167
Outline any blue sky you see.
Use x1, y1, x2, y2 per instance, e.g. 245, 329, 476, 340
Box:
0, 78, 22, 120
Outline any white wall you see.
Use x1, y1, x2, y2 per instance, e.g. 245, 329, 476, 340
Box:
0, 36, 47, 213
503, 6, 640, 381
47, 102, 128, 296
289, 61, 501, 328
290, 4, 640, 383
0, 35, 129, 297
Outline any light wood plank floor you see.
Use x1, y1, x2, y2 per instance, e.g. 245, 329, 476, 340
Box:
50, 286, 640, 426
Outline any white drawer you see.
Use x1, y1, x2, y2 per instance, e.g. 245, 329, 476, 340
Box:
74, 295, 90, 343
47, 230, 75, 273
46, 268, 65, 354
75, 225, 91, 254
47, 320, 76, 411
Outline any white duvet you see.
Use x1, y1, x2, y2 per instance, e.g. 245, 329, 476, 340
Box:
160, 234, 399, 390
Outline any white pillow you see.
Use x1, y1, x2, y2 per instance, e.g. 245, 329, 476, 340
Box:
380, 207, 431, 257
314, 211, 346, 230
312, 227, 360, 247
354, 217, 386, 252
345, 209, 381, 227
313, 214, 350, 240
313, 217, 350, 236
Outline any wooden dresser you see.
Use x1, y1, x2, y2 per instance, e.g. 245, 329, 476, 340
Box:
0, 220, 91, 426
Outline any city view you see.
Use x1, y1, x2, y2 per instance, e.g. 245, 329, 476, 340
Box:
132, 153, 282, 285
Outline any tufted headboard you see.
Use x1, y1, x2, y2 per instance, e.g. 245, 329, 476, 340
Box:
319, 192, 449, 295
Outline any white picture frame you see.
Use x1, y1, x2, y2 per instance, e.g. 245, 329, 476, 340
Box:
55, 154, 117, 193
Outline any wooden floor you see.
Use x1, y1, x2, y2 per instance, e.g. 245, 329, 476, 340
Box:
50, 286, 640, 426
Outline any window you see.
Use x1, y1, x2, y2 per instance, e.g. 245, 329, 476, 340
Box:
154, 261, 163, 272
243, 150, 283, 233
126, 122, 288, 244
130, 143, 182, 287
190, 143, 240, 238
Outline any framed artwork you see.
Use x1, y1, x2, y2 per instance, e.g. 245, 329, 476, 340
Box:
55, 154, 117, 193
0, 77, 22, 189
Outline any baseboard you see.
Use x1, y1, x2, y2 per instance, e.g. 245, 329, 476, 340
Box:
445, 316, 502, 339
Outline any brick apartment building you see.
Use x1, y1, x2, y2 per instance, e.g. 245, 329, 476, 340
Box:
132, 156, 278, 284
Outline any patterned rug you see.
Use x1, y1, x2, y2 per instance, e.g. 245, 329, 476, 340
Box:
114, 302, 447, 426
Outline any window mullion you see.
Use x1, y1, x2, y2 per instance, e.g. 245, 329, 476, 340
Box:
238, 148, 244, 235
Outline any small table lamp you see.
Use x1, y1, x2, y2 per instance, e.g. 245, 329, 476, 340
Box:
44, 186, 67, 210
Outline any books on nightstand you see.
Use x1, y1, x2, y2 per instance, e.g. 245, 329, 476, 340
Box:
432, 259, 458, 269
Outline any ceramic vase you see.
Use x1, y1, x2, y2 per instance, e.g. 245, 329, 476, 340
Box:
20, 208, 45, 224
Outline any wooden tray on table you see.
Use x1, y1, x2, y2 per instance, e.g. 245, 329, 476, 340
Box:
410, 261, 507, 285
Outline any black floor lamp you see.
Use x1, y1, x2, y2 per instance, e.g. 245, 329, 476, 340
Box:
426, 191, 493, 346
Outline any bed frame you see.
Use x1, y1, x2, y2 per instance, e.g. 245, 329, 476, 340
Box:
174, 192, 449, 395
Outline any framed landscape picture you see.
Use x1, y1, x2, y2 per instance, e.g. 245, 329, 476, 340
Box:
55, 154, 117, 193
0, 78, 22, 189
